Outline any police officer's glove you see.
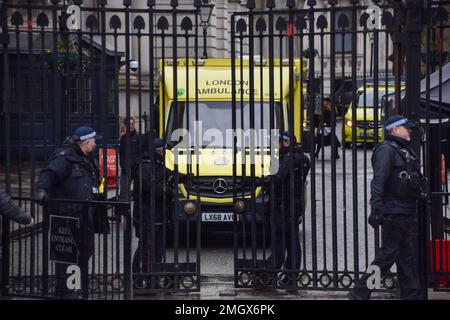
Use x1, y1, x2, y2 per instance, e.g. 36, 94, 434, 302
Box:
368, 211, 385, 228
34, 189, 48, 205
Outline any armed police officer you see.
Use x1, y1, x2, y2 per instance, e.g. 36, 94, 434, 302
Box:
270, 131, 310, 291
348, 115, 426, 300
35, 126, 102, 299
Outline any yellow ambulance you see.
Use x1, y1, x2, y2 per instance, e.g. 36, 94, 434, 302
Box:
158, 57, 308, 232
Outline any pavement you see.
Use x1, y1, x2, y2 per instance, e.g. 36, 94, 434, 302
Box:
133, 274, 450, 300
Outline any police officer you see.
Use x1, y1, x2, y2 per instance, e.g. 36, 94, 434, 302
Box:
270, 131, 310, 291
35, 126, 102, 299
132, 138, 172, 288
348, 115, 425, 300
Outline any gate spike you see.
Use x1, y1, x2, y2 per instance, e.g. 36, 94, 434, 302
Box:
133, 15, 146, 31
170, 0, 178, 8
123, 0, 131, 7
147, 0, 155, 7
359, 12, 369, 28
236, 18, 247, 34
11, 11, 24, 27
194, 0, 202, 7
381, 11, 394, 27
337, 12, 349, 29
350, 0, 359, 5
181, 16, 193, 32
286, 0, 296, 8
98, 0, 107, 6
256, 17, 267, 33
246, 0, 256, 10
275, 16, 287, 32
266, 0, 275, 9
157, 16, 169, 31
36, 12, 49, 28
86, 14, 98, 30
306, 0, 316, 7
327, 0, 337, 6
109, 14, 122, 30
316, 15, 328, 30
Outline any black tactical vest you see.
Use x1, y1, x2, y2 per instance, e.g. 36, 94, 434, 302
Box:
50, 147, 100, 215
383, 140, 427, 199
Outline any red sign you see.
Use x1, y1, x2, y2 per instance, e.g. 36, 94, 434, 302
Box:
99, 148, 118, 188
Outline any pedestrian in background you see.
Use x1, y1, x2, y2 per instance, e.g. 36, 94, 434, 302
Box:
314, 95, 341, 159
348, 115, 425, 300
119, 116, 140, 203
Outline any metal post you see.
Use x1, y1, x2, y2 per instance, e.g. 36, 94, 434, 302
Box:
1, 0, 11, 297
202, 25, 208, 58
403, 0, 427, 300
403, 0, 423, 156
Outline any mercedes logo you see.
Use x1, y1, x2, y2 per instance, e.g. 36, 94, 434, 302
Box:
213, 178, 228, 195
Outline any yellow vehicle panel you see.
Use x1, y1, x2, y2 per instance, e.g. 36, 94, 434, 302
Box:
164, 148, 274, 177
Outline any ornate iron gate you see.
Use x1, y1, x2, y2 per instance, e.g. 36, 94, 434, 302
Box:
230, 0, 450, 297
0, 0, 203, 299
1, 0, 449, 300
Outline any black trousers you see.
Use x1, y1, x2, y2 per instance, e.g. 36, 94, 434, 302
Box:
315, 132, 341, 156
132, 224, 164, 274
350, 215, 423, 300
270, 211, 302, 281
119, 169, 134, 203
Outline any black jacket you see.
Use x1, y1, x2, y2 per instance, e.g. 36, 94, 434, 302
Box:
36, 139, 100, 217
0, 190, 32, 225
132, 153, 172, 230
274, 146, 311, 217
370, 134, 420, 216
119, 130, 140, 174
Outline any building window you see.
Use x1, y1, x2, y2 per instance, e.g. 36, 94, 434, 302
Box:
70, 76, 92, 114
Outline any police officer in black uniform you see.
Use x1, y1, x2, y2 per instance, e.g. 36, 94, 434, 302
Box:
270, 131, 310, 290
35, 126, 102, 299
348, 115, 426, 300
132, 138, 172, 288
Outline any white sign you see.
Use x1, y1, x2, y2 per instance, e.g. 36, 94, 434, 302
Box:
202, 212, 235, 222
